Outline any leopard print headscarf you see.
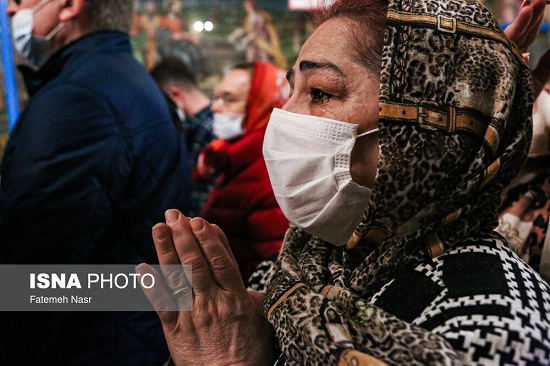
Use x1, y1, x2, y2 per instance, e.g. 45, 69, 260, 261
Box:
264, 0, 533, 364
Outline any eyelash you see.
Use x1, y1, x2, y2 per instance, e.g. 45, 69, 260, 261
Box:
310, 88, 333, 105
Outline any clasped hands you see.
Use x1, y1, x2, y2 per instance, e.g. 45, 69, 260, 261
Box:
136, 210, 273, 366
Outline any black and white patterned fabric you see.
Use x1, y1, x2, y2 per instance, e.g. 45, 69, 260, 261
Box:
372, 235, 550, 365
249, 235, 550, 365
247, 254, 278, 291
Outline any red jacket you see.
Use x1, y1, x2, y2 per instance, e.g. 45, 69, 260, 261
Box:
199, 131, 288, 280
197, 62, 290, 280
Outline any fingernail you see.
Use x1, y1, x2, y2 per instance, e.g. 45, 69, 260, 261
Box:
153, 226, 167, 240
135, 263, 145, 272
165, 209, 179, 224
190, 218, 204, 232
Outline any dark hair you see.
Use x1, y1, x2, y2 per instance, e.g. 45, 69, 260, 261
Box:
84, 0, 133, 33
151, 56, 198, 90
313, 0, 388, 73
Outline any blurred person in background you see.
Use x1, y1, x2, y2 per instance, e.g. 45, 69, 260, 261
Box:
228, 0, 287, 69
130, 0, 146, 64
497, 0, 550, 282
159, 0, 195, 43
193, 61, 289, 280
498, 79, 550, 282
0, 0, 190, 364
155, 0, 203, 80
140, 0, 160, 69
152, 56, 216, 217
131, 0, 140, 37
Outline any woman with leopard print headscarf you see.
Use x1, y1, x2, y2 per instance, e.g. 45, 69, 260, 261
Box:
137, 0, 550, 365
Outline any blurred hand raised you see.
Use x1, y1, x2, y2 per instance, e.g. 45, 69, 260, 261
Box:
505, 0, 550, 98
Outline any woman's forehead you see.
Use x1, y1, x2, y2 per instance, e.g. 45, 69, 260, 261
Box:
295, 17, 372, 74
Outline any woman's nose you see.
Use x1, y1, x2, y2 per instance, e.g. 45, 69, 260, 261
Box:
282, 94, 301, 114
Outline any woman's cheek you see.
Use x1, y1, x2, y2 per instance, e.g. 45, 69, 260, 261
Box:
308, 101, 344, 120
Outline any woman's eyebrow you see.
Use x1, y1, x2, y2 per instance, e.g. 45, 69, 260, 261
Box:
299, 60, 345, 75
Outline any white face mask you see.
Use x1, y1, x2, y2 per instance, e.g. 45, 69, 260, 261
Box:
11, 0, 65, 68
176, 108, 187, 122
213, 113, 245, 140
263, 108, 379, 247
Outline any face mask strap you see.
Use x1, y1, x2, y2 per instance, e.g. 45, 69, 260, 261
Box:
32, 0, 64, 42
33, 0, 53, 14
357, 128, 379, 139
45, 22, 65, 41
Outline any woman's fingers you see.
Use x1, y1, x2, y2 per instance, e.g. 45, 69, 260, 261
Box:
212, 223, 238, 267
135, 263, 179, 329
190, 218, 245, 292
165, 209, 215, 294
152, 223, 192, 303
161, 210, 244, 296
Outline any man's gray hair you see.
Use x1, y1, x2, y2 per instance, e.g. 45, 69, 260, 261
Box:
84, 0, 134, 33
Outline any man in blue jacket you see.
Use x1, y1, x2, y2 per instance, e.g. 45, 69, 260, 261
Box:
0, 0, 190, 364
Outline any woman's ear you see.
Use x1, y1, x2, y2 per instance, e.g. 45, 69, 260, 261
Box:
59, 0, 86, 23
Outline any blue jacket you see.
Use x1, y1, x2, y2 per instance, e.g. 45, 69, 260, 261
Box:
0, 31, 190, 364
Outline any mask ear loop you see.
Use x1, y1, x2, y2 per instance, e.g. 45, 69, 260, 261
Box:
45, 22, 65, 41
357, 128, 379, 139
33, 0, 53, 14
32, 0, 65, 42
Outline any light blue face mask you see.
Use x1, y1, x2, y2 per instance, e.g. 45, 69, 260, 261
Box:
11, 0, 65, 68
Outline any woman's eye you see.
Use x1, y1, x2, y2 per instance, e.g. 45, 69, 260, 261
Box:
310, 89, 333, 104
